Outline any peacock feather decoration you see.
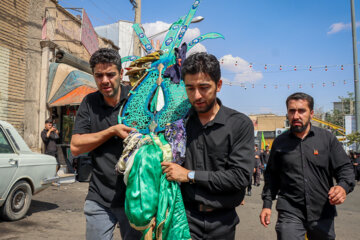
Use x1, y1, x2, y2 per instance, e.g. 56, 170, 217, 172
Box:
119, 0, 224, 134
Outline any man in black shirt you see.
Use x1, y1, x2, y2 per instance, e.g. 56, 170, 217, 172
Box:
260, 92, 355, 240
162, 52, 254, 240
247, 144, 260, 197
261, 145, 270, 167
41, 118, 60, 171
70, 49, 141, 240
261, 145, 270, 174
254, 144, 261, 186
352, 152, 360, 181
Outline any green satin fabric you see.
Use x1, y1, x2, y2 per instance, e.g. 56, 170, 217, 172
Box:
125, 133, 191, 240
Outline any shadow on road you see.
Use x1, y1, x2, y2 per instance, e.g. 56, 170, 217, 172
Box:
27, 200, 59, 215
0, 201, 58, 223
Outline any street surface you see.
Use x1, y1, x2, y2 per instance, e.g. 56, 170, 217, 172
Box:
0, 180, 359, 240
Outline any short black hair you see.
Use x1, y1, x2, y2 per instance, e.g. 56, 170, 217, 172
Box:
89, 48, 122, 73
45, 118, 53, 124
181, 52, 221, 84
286, 92, 314, 111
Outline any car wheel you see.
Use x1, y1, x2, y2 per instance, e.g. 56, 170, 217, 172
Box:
1, 180, 32, 221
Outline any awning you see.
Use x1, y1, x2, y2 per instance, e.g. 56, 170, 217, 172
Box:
47, 63, 97, 107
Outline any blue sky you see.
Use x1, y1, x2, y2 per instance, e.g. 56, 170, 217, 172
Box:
59, 0, 359, 115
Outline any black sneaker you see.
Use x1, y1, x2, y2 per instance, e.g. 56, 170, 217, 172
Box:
247, 191, 252, 196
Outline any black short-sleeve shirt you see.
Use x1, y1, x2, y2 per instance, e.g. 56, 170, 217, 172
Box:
73, 85, 130, 208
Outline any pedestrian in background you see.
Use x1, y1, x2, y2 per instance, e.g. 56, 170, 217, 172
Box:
260, 92, 355, 240
261, 145, 270, 173
246, 144, 261, 197
70, 48, 141, 240
351, 152, 360, 182
253, 144, 261, 186
41, 118, 60, 172
161, 52, 254, 240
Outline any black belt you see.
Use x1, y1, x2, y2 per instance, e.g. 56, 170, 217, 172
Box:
184, 202, 218, 212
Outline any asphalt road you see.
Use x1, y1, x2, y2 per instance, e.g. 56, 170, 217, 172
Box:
0, 180, 359, 240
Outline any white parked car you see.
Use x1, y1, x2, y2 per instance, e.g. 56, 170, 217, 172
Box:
0, 120, 59, 221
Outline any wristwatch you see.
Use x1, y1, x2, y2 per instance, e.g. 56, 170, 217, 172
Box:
187, 171, 195, 184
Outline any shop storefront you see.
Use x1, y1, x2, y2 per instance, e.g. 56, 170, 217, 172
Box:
46, 60, 96, 171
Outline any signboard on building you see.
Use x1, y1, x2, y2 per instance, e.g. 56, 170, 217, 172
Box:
345, 115, 355, 135
276, 128, 288, 137
42, 17, 47, 40
81, 9, 99, 55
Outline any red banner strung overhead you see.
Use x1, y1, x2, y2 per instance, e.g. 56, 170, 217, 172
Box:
81, 9, 99, 55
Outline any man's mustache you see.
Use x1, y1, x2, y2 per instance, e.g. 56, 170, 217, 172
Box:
292, 120, 303, 124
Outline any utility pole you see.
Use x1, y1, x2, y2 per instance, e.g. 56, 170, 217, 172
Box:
351, 0, 360, 149
133, 0, 141, 56
351, 0, 360, 132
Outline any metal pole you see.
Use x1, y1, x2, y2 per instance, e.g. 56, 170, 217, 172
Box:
351, 0, 360, 135
133, 0, 141, 56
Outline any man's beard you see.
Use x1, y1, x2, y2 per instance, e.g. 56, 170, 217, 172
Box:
290, 120, 309, 133
194, 98, 216, 113
102, 84, 119, 98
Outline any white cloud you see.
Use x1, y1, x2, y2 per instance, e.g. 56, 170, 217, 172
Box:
183, 28, 202, 43
327, 21, 360, 34
220, 54, 263, 83
143, 22, 262, 84
234, 71, 263, 83
220, 77, 233, 86
187, 43, 207, 55
142, 21, 206, 52
142, 21, 170, 41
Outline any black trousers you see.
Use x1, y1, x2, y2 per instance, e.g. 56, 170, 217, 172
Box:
185, 208, 238, 240
247, 183, 252, 192
45, 151, 59, 166
354, 165, 360, 181
253, 167, 261, 185
276, 210, 335, 240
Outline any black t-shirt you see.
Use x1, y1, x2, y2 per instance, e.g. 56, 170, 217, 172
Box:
72, 86, 130, 208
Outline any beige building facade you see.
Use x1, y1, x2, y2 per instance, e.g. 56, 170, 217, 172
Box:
0, 0, 118, 152
249, 114, 288, 148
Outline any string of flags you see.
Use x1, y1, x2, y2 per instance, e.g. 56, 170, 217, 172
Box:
222, 78, 352, 90
218, 59, 355, 73
219, 59, 355, 89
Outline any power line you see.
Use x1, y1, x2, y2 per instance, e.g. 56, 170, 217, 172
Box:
87, 0, 118, 23
102, 0, 129, 20
57, 1, 120, 48
58, 1, 112, 26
